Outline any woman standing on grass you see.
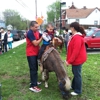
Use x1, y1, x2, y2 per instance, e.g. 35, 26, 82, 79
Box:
65, 22, 87, 96
7, 30, 13, 49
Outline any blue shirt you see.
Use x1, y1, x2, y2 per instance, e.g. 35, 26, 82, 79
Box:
42, 30, 51, 45
27, 30, 42, 42
43, 40, 50, 45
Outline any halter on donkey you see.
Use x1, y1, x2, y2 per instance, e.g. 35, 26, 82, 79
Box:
40, 45, 71, 99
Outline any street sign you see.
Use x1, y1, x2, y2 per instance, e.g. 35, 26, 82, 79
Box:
36, 17, 43, 25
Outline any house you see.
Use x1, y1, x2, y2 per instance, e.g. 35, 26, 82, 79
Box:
61, 2, 100, 28
0, 20, 6, 28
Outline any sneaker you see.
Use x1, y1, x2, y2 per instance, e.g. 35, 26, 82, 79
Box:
29, 86, 42, 92
71, 92, 78, 96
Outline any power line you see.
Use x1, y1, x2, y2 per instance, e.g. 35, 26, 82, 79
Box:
15, 0, 34, 14
19, 0, 33, 12
15, 0, 26, 9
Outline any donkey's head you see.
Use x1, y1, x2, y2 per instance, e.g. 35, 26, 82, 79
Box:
59, 78, 71, 99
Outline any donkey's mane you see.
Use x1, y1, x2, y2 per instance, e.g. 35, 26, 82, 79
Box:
52, 49, 63, 63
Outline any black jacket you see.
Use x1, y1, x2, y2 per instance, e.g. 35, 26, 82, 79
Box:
0, 32, 7, 44
0, 32, 1, 39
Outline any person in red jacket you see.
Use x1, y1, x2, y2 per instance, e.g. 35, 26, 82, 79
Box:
26, 21, 43, 93
65, 22, 87, 96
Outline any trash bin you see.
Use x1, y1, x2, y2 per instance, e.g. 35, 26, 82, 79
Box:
0, 84, 2, 100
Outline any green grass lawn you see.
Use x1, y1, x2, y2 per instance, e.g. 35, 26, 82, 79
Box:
0, 43, 100, 100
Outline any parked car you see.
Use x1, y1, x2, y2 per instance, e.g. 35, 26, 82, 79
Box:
18, 30, 25, 39
84, 28, 100, 49
22, 30, 27, 38
11, 30, 25, 41
88, 27, 98, 30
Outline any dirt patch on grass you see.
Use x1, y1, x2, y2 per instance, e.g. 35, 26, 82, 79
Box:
1, 74, 11, 79
12, 74, 29, 81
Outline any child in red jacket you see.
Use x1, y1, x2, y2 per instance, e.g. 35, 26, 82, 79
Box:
65, 22, 87, 96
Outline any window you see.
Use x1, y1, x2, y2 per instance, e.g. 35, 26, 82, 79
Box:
76, 19, 79, 22
95, 31, 100, 37
86, 30, 94, 36
95, 9, 97, 13
94, 21, 98, 25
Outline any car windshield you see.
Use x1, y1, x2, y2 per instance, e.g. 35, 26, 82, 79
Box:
11, 30, 17, 34
86, 30, 94, 36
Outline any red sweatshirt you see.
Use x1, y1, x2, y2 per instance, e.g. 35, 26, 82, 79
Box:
66, 33, 87, 65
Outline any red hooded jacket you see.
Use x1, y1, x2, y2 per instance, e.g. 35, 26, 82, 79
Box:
66, 33, 87, 65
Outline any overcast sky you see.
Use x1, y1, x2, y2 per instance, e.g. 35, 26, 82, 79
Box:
0, 0, 100, 20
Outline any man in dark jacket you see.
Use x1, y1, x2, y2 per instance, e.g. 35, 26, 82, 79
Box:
64, 28, 69, 50
0, 28, 7, 53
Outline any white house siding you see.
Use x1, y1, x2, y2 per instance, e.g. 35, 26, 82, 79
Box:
66, 9, 100, 25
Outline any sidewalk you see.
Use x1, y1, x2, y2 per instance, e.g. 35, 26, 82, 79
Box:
8, 39, 26, 49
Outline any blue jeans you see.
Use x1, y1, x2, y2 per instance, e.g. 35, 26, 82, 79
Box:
65, 41, 68, 49
8, 42, 12, 49
27, 56, 38, 87
72, 64, 82, 94
38, 44, 49, 59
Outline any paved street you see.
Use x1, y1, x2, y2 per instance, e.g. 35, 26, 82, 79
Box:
87, 48, 100, 54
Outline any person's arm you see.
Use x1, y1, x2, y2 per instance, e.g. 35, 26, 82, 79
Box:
67, 37, 82, 64
42, 32, 50, 42
2, 33, 7, 41
27, 31, 43, 46
10, 33, 13, 38
32, 37, 42, 46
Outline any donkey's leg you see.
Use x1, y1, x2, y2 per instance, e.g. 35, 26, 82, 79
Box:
39, 62, 43, 73
59, 46, 62, 53
45, 81, 48, 88
41, 69, 49, 88
44, 69, 49, 88
41, 71, 45, 81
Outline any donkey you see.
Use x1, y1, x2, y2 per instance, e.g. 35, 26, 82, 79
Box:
40, 45, 71, 99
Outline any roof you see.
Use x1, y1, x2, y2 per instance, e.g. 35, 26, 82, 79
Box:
66, 8, 96, 18
69, 2, 77, 9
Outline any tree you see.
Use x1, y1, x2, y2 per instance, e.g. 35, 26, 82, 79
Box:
3, 9, 27, 30
47, 0, 60, 23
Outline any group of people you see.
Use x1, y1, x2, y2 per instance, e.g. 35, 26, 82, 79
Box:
26, 21, 87, 96
0, 28, 13, 54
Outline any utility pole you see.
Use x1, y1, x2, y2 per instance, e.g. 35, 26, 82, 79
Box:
35, 0, 37, 19
59, 2, 66, 34
60, 2, 61, 34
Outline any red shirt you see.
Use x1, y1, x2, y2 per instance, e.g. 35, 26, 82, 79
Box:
66, 34, 87, 65
26, 30, 40, 56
